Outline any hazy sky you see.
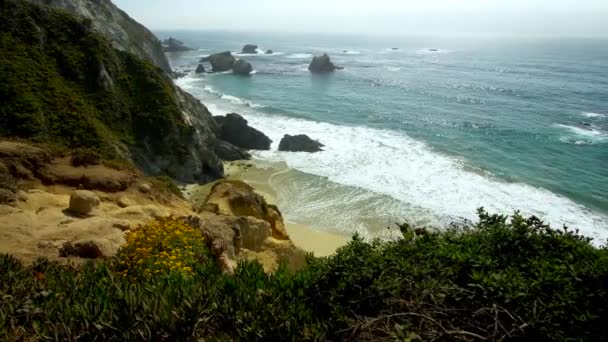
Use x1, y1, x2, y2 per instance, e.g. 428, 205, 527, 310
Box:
113, 0, 608, 37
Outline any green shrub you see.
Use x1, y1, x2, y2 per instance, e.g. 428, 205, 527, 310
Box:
0, 0, 190, 162
0, 210, 606, 341
148, 176, 184, 199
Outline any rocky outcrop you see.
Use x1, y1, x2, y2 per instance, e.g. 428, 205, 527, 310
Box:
265, 50, 273, 54
122, 84, 223, 183
68, 190, 101, 216
232, 59, 253, 75
162, 37, 194, 52
308, 54, 343, 73
195, 64, 206, 74
205, 180, 290, 240
7, 1, 223, 184
26, 0, 172, 73
201, 51, 236, 72
278, 134, 324, 152
241, 44, 258, 54
214, 114, 272, 150
188, 180, 305, 272
214, 140, 252, 161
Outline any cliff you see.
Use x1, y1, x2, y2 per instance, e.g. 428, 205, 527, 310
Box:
26, 0, 172, 73
0, 0, 223, 182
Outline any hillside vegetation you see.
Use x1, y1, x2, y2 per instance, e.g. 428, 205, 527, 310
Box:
0, 0, 221, 181
1, 210, 606, 341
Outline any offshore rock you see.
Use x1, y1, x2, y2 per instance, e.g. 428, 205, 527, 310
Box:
214, 114, 272, 150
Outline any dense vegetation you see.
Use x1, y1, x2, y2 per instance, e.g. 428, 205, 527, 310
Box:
1, 209, 606, 341
0, 0, 190, 160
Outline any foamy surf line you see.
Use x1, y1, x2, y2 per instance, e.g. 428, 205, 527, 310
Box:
175, 78, 608, 242
582, 112, 606, 118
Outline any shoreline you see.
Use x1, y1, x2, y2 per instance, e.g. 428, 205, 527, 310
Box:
184, 160, 351, 257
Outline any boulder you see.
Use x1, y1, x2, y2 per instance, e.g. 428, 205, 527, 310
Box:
308, 54, 342, 73
39, 162, 136, 192
232, 59, 253, 75
201, 51, 236, 72
214, 113, 272, 150
59, 239, 111, 259
68, 190, 100, 216
241, 44, 258, 54
205, 180, 290, 240
214, 140, 252, 161
195, 64, 206, 73
265, 49, 273, 54
278, 134, 324, 152
138, 183, 152, 194
162, 37, 194, 52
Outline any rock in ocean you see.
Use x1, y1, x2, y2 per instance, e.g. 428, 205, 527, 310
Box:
241, 44, 258, 54
201, 51, 236, 72
232, 59, 253, 75
308, 54, 342, 73
214, 114, 272, 150
278, 134, 324, 152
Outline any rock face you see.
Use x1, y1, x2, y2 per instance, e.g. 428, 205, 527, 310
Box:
308, 54, 342, 73
205, 180, 290, 240
11, 1, 224, 184
214, 114, 272, 150
214, 140, 252, 161
68, 190, 101, 215
192, 180, 306, 272
232, 59, 253, 75
195, 64, 206, 74
26, 0, 172, 73
162, 37, 193, 52
241, 44, 258, 54
201, 51, 236, 72
278, 134, 324, 153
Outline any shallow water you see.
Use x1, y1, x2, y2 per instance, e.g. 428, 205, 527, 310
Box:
162, 31, 608, 241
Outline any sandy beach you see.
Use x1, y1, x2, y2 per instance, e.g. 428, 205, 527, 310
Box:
184, 160, 351, 257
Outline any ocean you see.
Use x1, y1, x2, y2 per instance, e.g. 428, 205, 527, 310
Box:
159, 31, 608, 241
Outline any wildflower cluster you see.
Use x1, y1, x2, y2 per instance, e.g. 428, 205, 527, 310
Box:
114, 217, 207, 279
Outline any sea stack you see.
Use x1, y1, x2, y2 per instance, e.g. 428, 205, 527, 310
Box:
214, 113, 272, 150
308, 54, 342, 73
232, 59, 253, 75
241, 44, 258, 54
201, 51, 236, 72
278, 135, 324, 152
162, 37, 194, 52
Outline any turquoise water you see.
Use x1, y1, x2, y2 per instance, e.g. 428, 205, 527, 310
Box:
161, 31, 608, 239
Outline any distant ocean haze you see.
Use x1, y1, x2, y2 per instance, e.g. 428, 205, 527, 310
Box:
164, 31, 608, 241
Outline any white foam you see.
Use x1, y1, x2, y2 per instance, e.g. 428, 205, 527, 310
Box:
342, 50, 361, 55
582, 112, 606, 118
555, 124, 606, 139
242, 115, 608, 242
176, 79, 608, 242
386, 66, 402, 72
199, 85, 265, 109
287, 53, 313, 59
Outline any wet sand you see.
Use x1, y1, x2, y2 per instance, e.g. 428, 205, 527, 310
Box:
184, 160, 351, 257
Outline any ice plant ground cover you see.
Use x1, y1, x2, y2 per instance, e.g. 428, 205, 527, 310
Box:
1, 210, 607, 340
